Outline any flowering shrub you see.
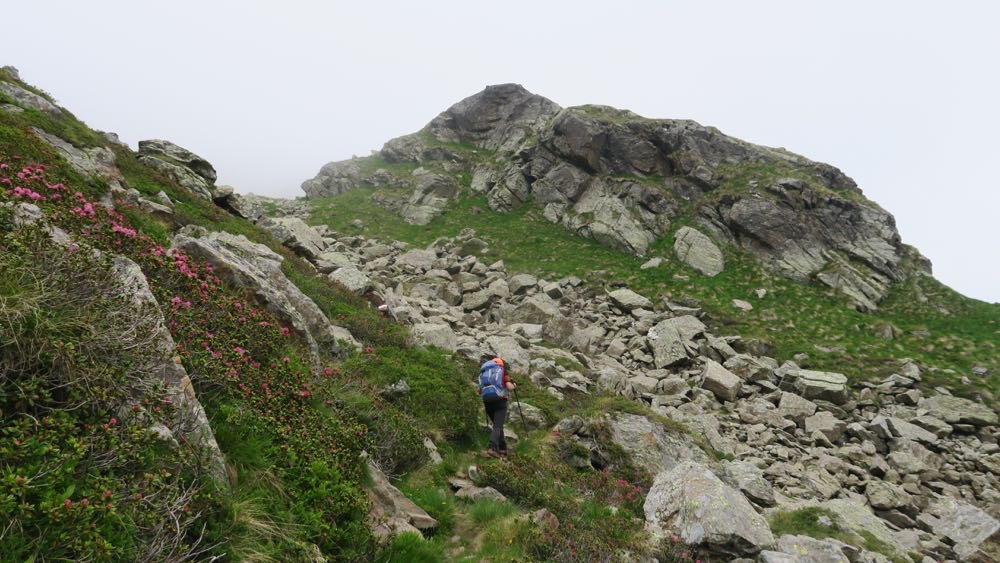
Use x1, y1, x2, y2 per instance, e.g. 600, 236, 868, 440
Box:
0, 155, 378, 558
0, 226, 217, 561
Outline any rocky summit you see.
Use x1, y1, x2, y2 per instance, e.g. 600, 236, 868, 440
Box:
2, 65, 998, 563
303, 83, 929, 312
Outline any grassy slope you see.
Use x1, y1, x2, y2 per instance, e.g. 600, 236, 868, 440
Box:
306, 152, 998, 403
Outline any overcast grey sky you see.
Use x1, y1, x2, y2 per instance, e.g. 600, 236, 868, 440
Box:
3, 1, 998, 302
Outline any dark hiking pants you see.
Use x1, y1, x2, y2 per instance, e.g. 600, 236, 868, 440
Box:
484, 397, 508, 452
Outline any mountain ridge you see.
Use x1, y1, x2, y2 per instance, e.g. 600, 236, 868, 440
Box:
302, 83, 930, 313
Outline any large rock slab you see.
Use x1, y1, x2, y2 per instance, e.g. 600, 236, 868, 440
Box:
673, 226, 724, 276
804, 411, 846, 443
820, 499, 910, 561
777, 392, 818, 424
646, 315, 705, 368
919, 394, 998, 427
720, 460, 775, 506
921, 496, 1000, 560
701, 359, 742, 402
504, 294, 562, 325
111, 256, 227, 484
0, 80, 63, 116
257, 216, 326, 260
607, 413, 709, 475
644, 462, 774, 557
138, 139, 217, 184
400, 174, 459, 225
608, 287, 652, 311
780, 369, 850, 405
139, 155, 215, 200
411, 323, 457, 352
329, 266, 372, 294
31, 128, 125, 190
172, 227, 347, 365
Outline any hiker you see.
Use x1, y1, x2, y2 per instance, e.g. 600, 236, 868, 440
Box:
479, 354, 515, 459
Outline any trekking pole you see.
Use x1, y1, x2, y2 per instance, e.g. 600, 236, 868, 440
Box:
511, 384, 527, 433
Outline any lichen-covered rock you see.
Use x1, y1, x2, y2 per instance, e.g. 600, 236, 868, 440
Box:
139, 154, 214, 200
919, 394, 998, 427
920, 496, 1000, 560
411, 322, 457, 352
0, 80, 63, 116
817, 499, 910, 561
608, 288, 652, 311
257, 216, 326, 260
329, 266, 372, 294
138, 139, 217, 184
720, 460, 775, 506
366, 462, 438, 538
400, 174, 459, 225
32, 128, 124, 190
606, 413, 709, 475
701, 359, 742, 403
673, 226, 725, 276
111, 255, 228, 483
644, 462, 774, 557
780, 368, 849, 405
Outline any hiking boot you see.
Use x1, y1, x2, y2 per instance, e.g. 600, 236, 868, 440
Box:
483, 449, 501, 459
498, 450, 510, 460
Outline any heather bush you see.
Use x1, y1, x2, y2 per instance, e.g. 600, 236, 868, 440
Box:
0, 226, 219, 561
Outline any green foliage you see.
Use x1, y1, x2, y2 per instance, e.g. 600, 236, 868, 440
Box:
768, 507, 851, 542
343, 346, 481, 445
769, 507, 910, 563
468, 498, 517, 524
400, 484, 456, 536
476, 444, 650, 561
374, 532, 446, 563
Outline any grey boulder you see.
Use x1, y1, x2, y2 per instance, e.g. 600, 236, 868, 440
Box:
673, 226, 724, 276
644, 461, 774, 557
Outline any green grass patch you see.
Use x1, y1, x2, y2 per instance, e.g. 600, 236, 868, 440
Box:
467, 498, 517, 524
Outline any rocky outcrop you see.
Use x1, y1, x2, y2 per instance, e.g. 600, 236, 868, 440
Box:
302, 84, 929, 309
426, 83, 561, 153
138, 139, 220, 201
0, 78, 63, 117
111, 256, 228, 483
644, 461, 775, 557
31, 128, 125, 190
399, 173, 459, 225
606, 412, 709, 475
171, 226, 354, 365
366, 462, 438, 538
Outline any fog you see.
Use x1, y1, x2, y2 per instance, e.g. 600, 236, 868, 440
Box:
3, 0, 997, 302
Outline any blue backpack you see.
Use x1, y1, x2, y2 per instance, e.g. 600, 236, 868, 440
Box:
479, 360, 508, 400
